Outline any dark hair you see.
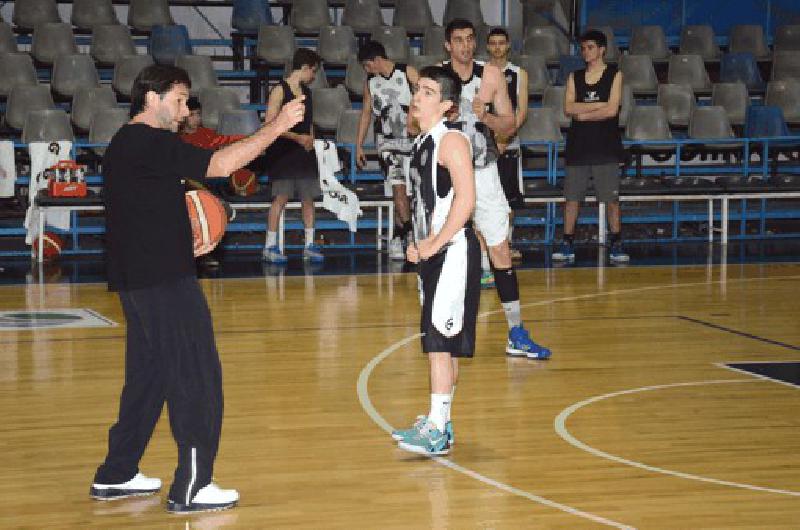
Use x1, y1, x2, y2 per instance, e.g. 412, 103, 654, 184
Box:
357, 40, 387, 63
129, 64, 191, 118
579, 29, 607, 49
445, 18, 475, 42
187, 96, 201, 111
418, 65, 462, 105
487, 27, 510, 41
291, 48, 321, 71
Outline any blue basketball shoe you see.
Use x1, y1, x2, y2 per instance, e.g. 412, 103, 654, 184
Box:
392, 415, 454, 446
507, 325, 552, 360
397, 419, 451, 456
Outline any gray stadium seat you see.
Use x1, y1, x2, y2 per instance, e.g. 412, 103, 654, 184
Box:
595, 26, 621, 63
71, 86, 117, 131
523, 0, 569, 31
443, 0, 484, 28
711, 82, 748, 126
342, 0, 384, 34
423, 25, 447, 59
774, 25, 800, 52
668, 54, 711, 94
679, 25, 720, 61
688, 106, 736, 141
13, 0, 60, 31
0, 53, 38, 97
176, 55, 219, 96
317, 25, 355, 66
128, 0, 174, 32
729, 25, 770, 60
0, 22, 18, 53
336, 108, 374, 146
516, 54, 550, 96
518, 107, 563, 153
392, 0, 434, 34
217, 109, 261, 136
312, 86, 352, 131
290, 0, 331, 34
71, 0, 119, 31
370, 26, 409, 63
542, 85, 570, 128
112, 54, 155, 97
765, 79, 800, 125
523, 26, 569, 63
344, 55, 366, 97
91, 24, 137, 66
771, 51, 800, 81
23, 109, 74, 144
256, 24, 295, 65
198, 87, 240, 130
625, 105, 673, 149
657, 83, 695, 127
620, 54, 658, 96
5, 85, 55, 130
630, 25, 671, 62
51, 54, 100, 99
31, 22, 77, 65
408, 54, 441, 72
89, 107, 129, 155
618, 83, 634, 127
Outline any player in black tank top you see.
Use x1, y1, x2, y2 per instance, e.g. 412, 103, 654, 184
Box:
262, 49, 325, 264
556, 30, 629, 263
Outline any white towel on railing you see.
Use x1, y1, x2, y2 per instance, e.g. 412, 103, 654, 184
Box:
314, 139, 362, 232
0, 141, 16, 198
24, 141, 72, 244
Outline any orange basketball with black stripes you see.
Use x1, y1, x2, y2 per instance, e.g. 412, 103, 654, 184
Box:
185, 190, 228, 256
31, 231, 64, 261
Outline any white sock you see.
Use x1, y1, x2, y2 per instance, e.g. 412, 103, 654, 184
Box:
502, 300, 522, 329
448, 385, 456, 422
266, 231, 277, 248
481, 251, 491, 272
428, 393, 451, 432
305, 228, 314, 247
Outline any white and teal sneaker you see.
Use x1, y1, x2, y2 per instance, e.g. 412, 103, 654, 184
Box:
397, 419, 451, 456
391, 415, 454, 446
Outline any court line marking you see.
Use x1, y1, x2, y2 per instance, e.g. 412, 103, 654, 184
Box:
357, 273, 800, 526
554, 379, 800, 497
357, 335, 636, 530
716, 361, 800, 390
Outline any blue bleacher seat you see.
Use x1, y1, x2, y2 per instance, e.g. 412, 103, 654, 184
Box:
720, 53, 765, 92
232, 0, 273, 33
149, 24, 192, 66
556, 54, 585, 86
745, 105, 790, 138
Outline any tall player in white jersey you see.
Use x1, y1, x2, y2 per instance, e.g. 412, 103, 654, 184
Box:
443, 18, 551, 360
356, 41, 419, 261
392, 65, 479, 456
487, 27, 528, 261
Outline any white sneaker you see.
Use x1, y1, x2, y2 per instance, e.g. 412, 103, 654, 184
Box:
90, 472, 161, 500
167, 482, 239, 513
388, 237, 405, 260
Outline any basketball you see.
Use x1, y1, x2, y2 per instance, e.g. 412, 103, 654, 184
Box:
229, 168, 258, 196
31, 231, 64, 261
185, 190, 228, 257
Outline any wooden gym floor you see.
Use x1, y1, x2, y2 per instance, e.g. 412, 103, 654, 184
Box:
0, 259, 799, 528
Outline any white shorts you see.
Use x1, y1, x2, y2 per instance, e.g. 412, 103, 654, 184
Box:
474, 163, 511, 247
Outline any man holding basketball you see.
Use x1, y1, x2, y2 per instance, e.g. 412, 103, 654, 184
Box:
91, 65, 304, 513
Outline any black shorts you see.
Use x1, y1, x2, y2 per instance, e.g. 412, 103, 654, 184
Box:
418, 228, 481, 357
497, 149, 524, 210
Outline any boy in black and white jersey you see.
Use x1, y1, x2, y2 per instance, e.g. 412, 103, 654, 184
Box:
392, 65, 478, 456
356, 41, 419, 261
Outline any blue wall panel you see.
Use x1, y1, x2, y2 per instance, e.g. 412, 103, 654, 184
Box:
582, 0, 800, 40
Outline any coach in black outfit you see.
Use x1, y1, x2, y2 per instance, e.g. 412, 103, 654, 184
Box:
554, 30, 629, 263
89, 65, 305, 513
